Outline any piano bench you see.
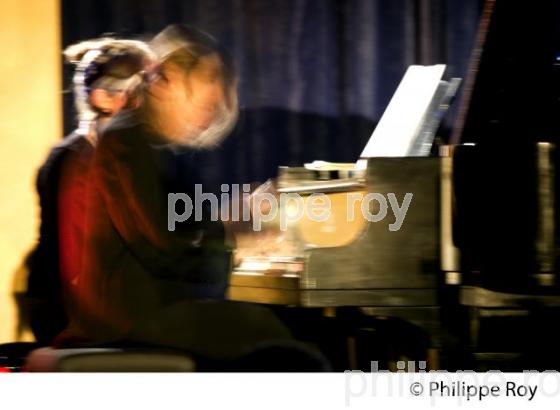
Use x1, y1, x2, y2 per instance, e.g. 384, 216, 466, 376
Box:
24, 347, 196, 372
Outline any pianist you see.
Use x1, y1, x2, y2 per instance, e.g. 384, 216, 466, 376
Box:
57, 24, 310, 367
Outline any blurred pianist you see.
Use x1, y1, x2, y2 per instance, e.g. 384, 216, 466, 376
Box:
56, 25, 319, 369
27, 38, 154, 345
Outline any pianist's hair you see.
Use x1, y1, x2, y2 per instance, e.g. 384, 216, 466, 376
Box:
146, 24, 239, 148
64, 38, 154, 132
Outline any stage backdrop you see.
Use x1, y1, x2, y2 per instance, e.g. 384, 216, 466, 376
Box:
61, 0, 482, 190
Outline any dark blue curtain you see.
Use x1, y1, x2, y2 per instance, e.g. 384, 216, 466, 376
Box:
62, 0, 482, 189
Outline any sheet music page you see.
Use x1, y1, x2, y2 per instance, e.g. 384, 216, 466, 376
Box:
360, 64, 446, 158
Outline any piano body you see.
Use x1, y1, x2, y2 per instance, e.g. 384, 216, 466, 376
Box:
229, 65, 454, 355
229, 159, 441, 307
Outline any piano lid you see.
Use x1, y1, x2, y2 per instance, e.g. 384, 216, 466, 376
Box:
451, 0, 560, 146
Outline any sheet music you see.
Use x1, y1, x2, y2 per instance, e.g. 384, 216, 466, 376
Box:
360, 64, 447, 158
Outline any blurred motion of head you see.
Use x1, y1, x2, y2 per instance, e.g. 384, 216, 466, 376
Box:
145, 24, 239, 148
64, 38, 154, 131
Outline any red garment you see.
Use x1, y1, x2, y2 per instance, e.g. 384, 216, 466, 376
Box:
57, 136, 94, 336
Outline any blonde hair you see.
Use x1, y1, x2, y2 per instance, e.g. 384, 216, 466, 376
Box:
145, 25, 239, 148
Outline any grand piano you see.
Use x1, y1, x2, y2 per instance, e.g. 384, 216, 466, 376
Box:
227, 0, 560, 370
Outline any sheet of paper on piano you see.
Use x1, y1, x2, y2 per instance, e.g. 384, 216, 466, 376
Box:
304, 65, 455, 173
360, 64, 447, 158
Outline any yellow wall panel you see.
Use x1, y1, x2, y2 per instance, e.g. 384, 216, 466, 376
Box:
0, 0, 61, 342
